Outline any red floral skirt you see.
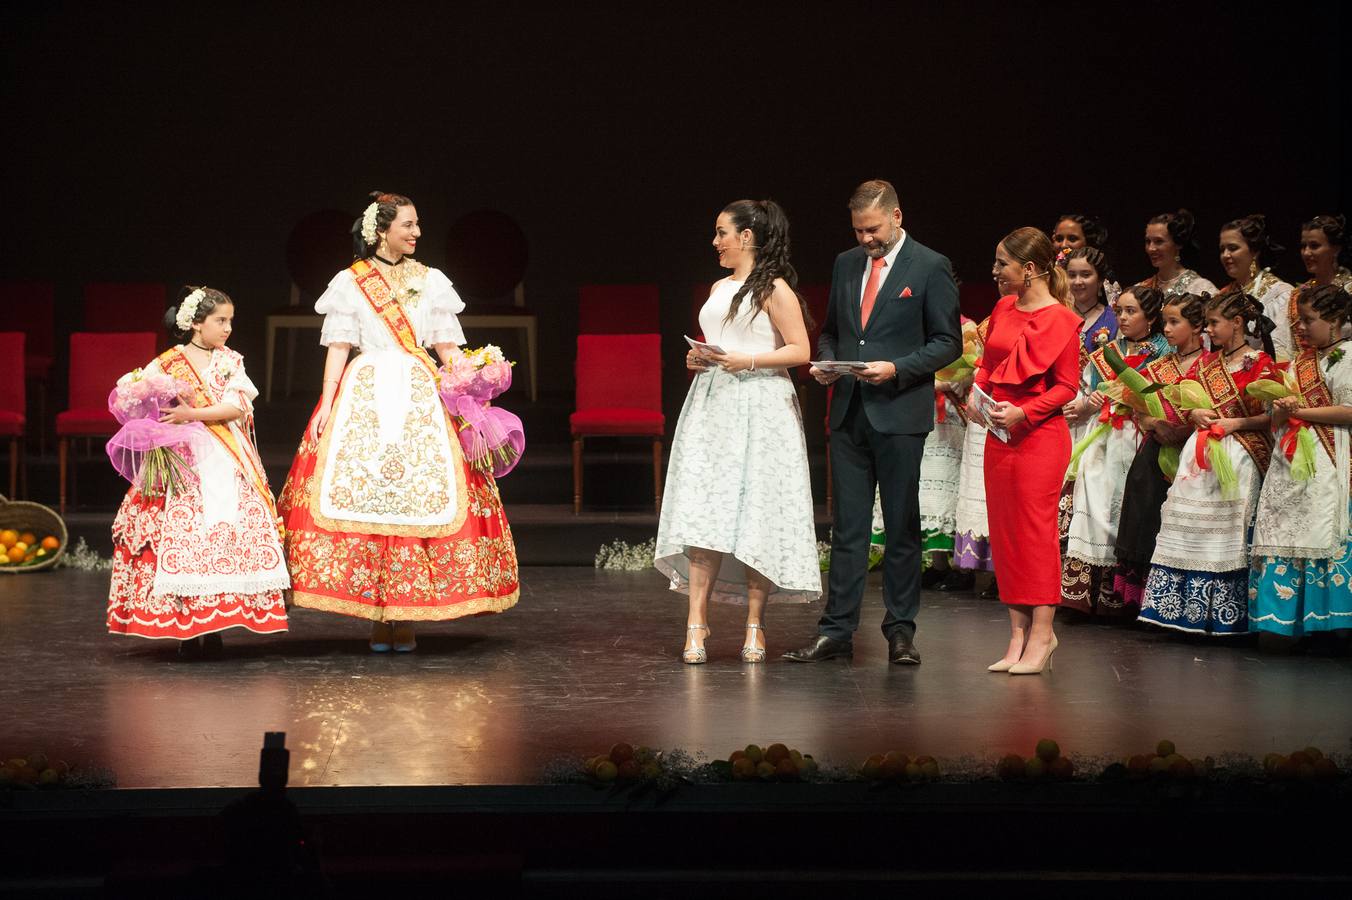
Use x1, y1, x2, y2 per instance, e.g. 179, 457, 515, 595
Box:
277, 412, 520, 623
107, 491, 290, 640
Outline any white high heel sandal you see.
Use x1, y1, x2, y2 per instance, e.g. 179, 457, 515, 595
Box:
682, 624, 710, 665
741, 623, 767, 663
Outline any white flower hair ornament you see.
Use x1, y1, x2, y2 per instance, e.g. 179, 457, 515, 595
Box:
176, 289, 207, 332
361, 202, 381, 246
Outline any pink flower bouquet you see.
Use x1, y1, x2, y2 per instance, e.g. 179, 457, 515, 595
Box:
438, 345, 525, 477
105, 369, 211, 498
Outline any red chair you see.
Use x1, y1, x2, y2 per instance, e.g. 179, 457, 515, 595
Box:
0, 332, 25, 497
55, 332, 157, 513
578, 285, 660, 334
83, 282, 168, 340
1, 282, 55, 381
570, 333, 665, 513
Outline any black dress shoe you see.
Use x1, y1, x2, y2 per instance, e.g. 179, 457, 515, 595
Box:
980, 578, 1000, 600
934, 570, 975, 592
888, 632, 922, 665
782, 635, 853, 662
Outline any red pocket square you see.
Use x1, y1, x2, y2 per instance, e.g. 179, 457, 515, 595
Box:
901, 287, 913, 297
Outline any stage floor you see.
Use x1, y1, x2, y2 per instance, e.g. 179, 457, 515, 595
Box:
2, 567, 1349, 788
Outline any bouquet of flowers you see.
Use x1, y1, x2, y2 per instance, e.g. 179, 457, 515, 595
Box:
934, 320, 982, 382
1160, 378, 1241, 498
1246, 368, 1317, 481
438, 345, 525, 477
1066, 344, 1158, 481
105, 369, 211, 498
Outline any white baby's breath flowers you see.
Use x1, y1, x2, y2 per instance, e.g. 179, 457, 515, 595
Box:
175, 290, 206, 332
361, 202, 380, 246
479, 344, 505, 365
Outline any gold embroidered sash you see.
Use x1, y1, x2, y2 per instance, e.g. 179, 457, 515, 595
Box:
349, 259, 439, 378
1145, 353, 1187, 426
1293, 349, 1338, 466
1196, 351, 1273, 473
158, 348, 279, 524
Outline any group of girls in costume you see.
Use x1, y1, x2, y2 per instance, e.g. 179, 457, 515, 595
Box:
1054, 210, 1352, 642
873, 209, 1351, 649
106, 191, 520, 654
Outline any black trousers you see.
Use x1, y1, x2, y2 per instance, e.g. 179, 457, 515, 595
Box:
819, 390, 926, 642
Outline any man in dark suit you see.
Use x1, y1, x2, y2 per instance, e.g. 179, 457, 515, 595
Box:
784, 180, 961, 665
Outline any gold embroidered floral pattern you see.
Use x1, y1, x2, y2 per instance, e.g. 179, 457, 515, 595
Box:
286, 531, 519, 622
324, 364, 453, 520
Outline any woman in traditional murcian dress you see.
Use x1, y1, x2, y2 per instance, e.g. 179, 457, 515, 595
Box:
278, 191, 519, 652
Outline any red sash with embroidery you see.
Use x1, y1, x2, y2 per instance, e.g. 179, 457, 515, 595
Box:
1288, 284, 1310, 354
1196, 351, 1273, 473
1292, 349, 1338, 466
1144, 353, 1188, 426
348, 259, 439, 378
158, 348, 279, 525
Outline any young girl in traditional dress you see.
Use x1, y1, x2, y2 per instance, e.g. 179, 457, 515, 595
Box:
1139, 291, 1277, 635
1059, 248, 1120, 548
1112, 292, 1207, 608
1143, 209, 1218, 300
278, 191, 519, 652
1217, 214, 1295, 361
1250, 284, 1352, 640
107, 287, 289, 654
1061, 285, 1170, 615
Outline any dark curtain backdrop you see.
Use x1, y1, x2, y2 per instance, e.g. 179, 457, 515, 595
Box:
3, 1, 1347, 416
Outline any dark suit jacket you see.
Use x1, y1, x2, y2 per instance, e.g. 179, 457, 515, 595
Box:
819, 235, 962, 434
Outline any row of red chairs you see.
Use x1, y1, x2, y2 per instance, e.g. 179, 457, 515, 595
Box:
1, 331, 156, 510
5, 282, 168, 383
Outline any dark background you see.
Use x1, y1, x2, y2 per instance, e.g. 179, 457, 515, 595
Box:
4, 0, 1347, 421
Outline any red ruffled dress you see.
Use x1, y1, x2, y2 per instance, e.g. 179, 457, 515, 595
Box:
973, 295, 1082, 606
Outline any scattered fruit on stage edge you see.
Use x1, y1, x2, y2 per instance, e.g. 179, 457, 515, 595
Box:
996, 738, 1074, 781
859, 750, 940, 783
0, 751, 72, 789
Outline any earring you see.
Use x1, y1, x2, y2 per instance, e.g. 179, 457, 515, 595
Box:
1248, 260, 1259, 280
1174, 255, 1181, 263
1023, 273, 1032, 288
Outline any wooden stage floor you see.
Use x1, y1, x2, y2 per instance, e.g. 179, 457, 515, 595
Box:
2, 567, 1349, 788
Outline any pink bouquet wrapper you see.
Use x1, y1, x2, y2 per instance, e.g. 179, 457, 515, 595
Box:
439, 361, 525, 478
105, 380, 212, 486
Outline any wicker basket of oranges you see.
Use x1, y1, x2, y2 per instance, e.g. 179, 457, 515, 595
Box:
0, 494, 67, 573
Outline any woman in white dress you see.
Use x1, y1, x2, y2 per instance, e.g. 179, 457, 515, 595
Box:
278, 191, 519, 653
655, 199, 820, 664
1217, 214, 1295, 361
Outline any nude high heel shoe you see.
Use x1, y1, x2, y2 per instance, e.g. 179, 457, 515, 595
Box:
1009, 633, 1057, 675
987, 658, 1016, 672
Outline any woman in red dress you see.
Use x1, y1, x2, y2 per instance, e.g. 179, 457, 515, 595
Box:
971, 228, 1082, 675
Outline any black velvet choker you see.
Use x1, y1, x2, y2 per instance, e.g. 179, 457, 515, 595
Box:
374, 254, 404, 266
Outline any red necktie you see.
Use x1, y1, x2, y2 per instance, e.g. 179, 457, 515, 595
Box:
860, 256, 886, 329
